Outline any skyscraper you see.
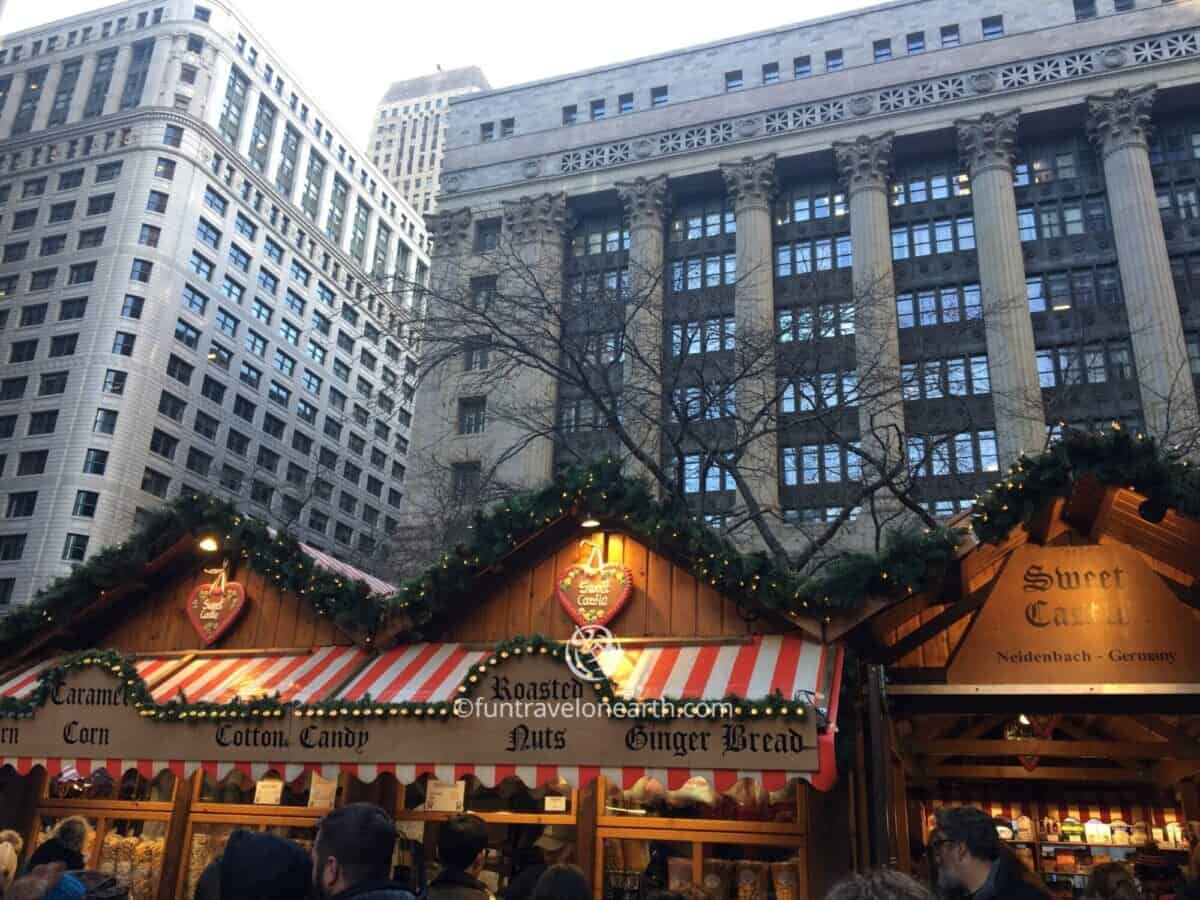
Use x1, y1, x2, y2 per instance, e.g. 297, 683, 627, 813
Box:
410, 0, 1200, 552
369, 66, 490, 215
0, 0, 429, 607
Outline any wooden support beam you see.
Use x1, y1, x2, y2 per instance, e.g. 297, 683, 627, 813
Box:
1055, 718, 1141, 772
1133, 715, 1187, 742
879, 580, 993, 666
927, 715, 1010, 768
919, 765, 1151, 783
907, 739, 1200, 760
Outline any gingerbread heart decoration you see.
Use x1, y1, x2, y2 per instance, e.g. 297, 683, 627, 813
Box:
187, 566, 247, 646
1017, 714, 1061, 772
557, 540, 633, 627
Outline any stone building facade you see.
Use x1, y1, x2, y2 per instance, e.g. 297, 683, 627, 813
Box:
0, 0, 428, 606
413, 0, 1200, 538
370, 67, 491, 216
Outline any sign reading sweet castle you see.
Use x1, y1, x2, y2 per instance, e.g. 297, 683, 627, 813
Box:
949, 544, 1200, 686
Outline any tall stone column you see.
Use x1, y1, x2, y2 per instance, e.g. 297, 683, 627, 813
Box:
615, 174, 669, 488
0, 70, 27, 138
31, 63, 64, 132
957, 110, 1047, 463
237, 82, 263, 158
143, 34, 173, 107
834, 133, 907, 479
500, 193, 571, 488
66, 54, 96, 122
101, 43, 134, 116
720, 155, 780, 515
1088, 85, 1200, 439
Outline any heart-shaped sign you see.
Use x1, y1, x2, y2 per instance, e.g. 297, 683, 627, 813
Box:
557, 562, 634, 627
187, 574, 247, 646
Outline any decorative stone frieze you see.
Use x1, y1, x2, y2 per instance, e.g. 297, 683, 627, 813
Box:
719, 155, 776, 212
615, 175, 669, 232
834, 132, 893, 196
1087, 84, 1156, 158
424, 207, 472, 254
527, 29, 1200, 186
501, 192, 571, 245
957, 110, 1020, 178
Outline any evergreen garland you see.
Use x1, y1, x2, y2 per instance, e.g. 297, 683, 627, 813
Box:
6, 429, 1182, 659
384, 457, 964, 636
970, 424, 1200, 544
0, 493, 385, 660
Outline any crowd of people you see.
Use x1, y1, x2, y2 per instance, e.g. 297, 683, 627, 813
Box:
0, 803, 1197, 900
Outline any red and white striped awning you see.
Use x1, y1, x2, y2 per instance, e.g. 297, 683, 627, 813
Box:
339, 635, 836, 709
299, 541, 397, 597
338, 643, 491, 703
0, 658, 59, 699
598, 635, 832, 706
0, 639, 845, 791
149, 646, 366, 704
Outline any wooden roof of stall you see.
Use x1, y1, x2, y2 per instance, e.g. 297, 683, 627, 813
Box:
850, 478, 1200, 676
838, 431, 1200, 788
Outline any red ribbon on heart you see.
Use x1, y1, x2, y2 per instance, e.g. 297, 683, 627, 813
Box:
187, 566, 247, 646
556, 540, 633, 628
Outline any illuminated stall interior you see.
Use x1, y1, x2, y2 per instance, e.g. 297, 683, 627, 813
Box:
841, 430, 1200, 897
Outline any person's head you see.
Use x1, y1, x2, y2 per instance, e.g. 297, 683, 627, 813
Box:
825, 869, 936, 900
531, 864, 590, 900
930, 807, 1002, 893
436, 815, 488, 876
194, 857, 222, 900
220, 831, 309, 900
532, 827, 575, 865
1084, 863, 1138, 900
312, 803, 398, 897
52, 818, 90, 854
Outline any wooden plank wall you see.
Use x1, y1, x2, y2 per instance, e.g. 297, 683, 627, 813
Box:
446, 531, 768, 641
884, 604, 973, 669
102, 559, 351, 652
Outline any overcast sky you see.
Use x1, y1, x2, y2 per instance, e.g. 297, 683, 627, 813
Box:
3, 0, 875, 150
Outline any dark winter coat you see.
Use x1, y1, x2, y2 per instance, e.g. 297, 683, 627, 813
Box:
973, 858, 1049, 900
424, 869, 492, 900
328, 879, 417, 900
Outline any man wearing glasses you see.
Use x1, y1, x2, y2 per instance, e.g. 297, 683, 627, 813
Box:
928, 807, 1047, 900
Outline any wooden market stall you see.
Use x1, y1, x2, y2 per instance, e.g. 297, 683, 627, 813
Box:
0, 466, 849, 900
840, 429, 1200, 899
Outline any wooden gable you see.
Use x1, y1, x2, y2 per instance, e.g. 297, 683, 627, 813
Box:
445, 530, 770, 642
36, 553, 353, 660
861, 482, 1200, 674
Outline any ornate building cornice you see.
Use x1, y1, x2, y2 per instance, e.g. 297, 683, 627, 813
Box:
719, 155, 777, 211
501, 192, 571, 244
443, 27, 1200, 195
615, 174, 669, 231
425, 207, 473, 255
1087, 83, 1157, 158
957, 109, 1021, 178
834, 132, 893, 196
